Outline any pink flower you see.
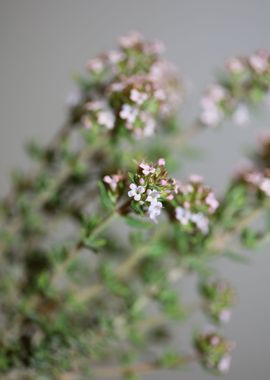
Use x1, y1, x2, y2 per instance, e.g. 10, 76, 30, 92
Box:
249, 53, 268, 73
218, 355, 232, 373
139, 163, 156, 176
86, 57, 104, 73
119, 31, 143, 49
226, 57, 245, 74
205, 192, 219, 213
158, 158, 166, 166
107, 50, 124, 64
103, 174, 122, 191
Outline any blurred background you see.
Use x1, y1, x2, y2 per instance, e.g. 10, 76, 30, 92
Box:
0, 1, 269, 379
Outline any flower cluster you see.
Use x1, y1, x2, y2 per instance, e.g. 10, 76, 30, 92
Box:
237, 167, 270, 198
81, 100, 115, 131
199, 279, 235, 324
127, 159, 176, 222
199, 49, 270, 127
122, 161, 219, 231
70, 32, 183, 138
173, 175, 219, 234
195, 331, 234, 373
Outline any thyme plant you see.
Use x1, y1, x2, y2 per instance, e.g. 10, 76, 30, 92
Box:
0, 32, 270, 380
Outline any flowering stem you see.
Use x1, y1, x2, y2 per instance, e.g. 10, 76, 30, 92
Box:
1, 121, 71, 212
75, 224, 168, 304
211, 206, 264, 251
73, 203, 269, 306
0, 139, 107, 252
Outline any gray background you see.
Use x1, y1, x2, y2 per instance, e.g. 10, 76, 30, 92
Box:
0, 1, 270, 379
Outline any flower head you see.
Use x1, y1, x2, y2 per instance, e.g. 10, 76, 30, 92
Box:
199, 279, 235, 324
195, 331, 234, 373
128, 183, 146, 201
200, 49, 270, 128
174, 176, 219, 234
127, 159, 176, 223
103, 174, 124, 192
73, 33, 183, 139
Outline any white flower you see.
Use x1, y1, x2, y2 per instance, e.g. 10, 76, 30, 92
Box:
128, 183, 146, 201
130, 89, 148, 105
175, 207, 191, 225
139, 163, 156, 176
148, 201, 162, 223
260, 178, 270, 196
219, 308, 232, 323
218, 355, 232, 373
97, 110, 115, 130
191, 213, 209, 234
146, 189, 160, 203
232, 104, 250, 127
119, 104, 138, 124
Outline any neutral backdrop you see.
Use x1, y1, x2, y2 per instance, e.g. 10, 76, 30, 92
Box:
0, 1, 270, 379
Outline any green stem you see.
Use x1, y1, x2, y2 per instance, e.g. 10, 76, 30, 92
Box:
75, 224, 168, 304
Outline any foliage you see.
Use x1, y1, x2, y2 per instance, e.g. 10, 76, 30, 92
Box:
0, 32, 270, 379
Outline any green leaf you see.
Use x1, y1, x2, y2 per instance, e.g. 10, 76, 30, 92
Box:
124, 215, 152, 229
98, 181, 115, 211
83, 236, 106, 251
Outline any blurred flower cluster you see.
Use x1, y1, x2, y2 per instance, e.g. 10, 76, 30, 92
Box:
68, 31, 183, 138
173, 175, 219, 234
199, 279, 235, 324
237, 167, 270, 198
200, 49, 270, 127
2, 33, 270, 379
195, 331, 235, 373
